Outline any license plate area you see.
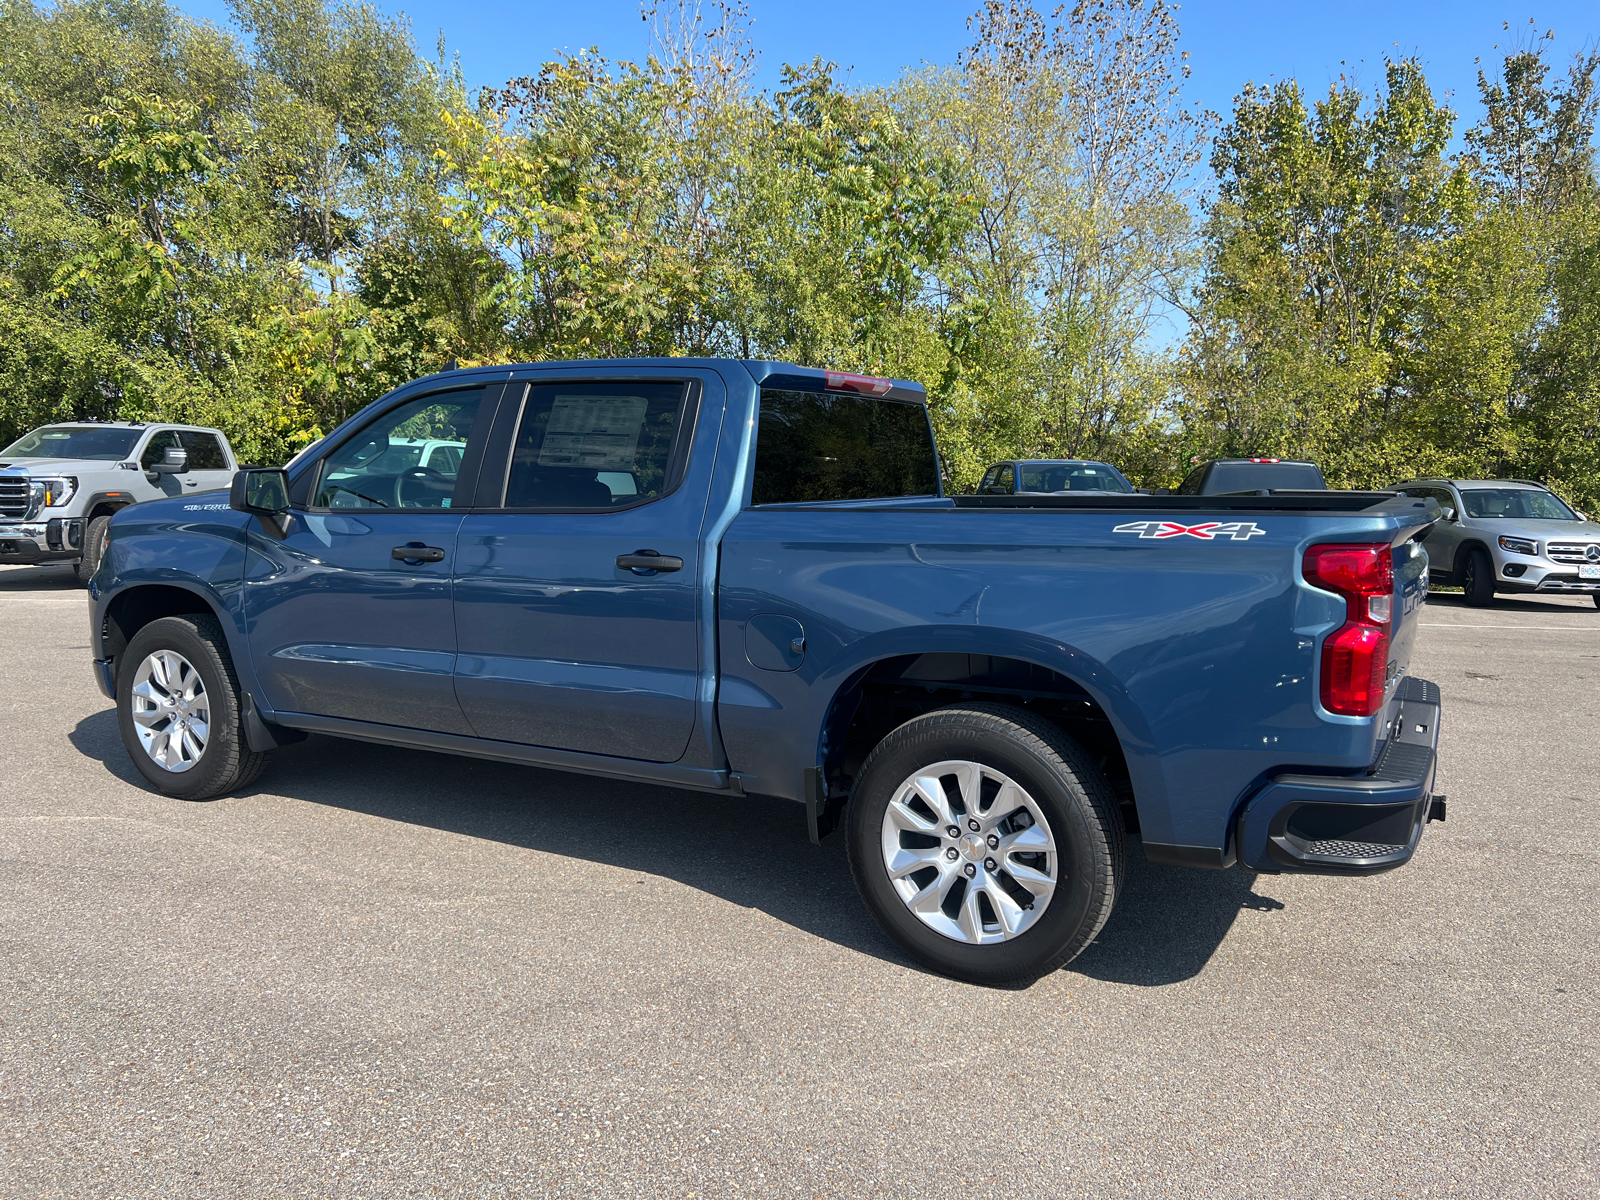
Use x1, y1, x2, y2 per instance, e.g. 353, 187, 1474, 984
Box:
1580, 565, 1600, 580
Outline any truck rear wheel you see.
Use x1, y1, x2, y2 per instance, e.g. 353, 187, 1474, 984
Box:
116, 615, 270, 800
845, 703, 1125, 986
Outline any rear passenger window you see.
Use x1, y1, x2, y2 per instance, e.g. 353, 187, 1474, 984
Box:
752, 389, 940, 505
501, 382, 691, 509
178, 432, 227, 470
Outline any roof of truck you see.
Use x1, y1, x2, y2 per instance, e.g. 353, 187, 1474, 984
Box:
34, 421, 226, 434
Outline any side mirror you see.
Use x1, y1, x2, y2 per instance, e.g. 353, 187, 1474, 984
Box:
230, 468, 291, 537
1440, 506, 1457, 522
150, 447, 189, 475
1152, 487, 1172, 496
984, 485, 1009, 495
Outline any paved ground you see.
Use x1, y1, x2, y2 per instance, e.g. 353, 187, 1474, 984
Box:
0, 562, 1595, 1198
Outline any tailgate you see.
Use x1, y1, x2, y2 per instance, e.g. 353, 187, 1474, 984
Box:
1385, 538, 1429, 697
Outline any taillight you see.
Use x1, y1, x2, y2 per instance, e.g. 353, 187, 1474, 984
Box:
1303, 543, 1395, 716
824, 371, 893, 396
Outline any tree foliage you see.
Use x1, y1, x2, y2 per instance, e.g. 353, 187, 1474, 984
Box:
1, 0, 1595, 502
1179, 29, 1600, 507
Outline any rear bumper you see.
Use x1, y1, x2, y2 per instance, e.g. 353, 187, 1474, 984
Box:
1236, 677, 1442, 874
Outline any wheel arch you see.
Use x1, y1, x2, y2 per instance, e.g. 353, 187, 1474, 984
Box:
811, 639, 1164, 838
100, 582, 227, 680
81, 492, 135, 522
1453, 537, 1494, 575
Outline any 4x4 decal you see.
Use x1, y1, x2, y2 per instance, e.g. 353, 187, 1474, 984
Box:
1113, 520, 1266, 541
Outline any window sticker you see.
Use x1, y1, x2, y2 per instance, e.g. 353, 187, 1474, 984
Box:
538, 394, 650, 470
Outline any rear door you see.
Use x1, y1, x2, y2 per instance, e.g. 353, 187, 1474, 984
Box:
1405, 486, 1462, 577
451, 370, 718, 761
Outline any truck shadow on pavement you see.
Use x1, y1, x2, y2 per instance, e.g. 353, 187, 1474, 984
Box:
0, 563, 82, 591
70, 710, 1282, 988
1422, 592, 1596, 616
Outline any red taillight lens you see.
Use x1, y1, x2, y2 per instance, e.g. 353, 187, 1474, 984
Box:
1303, 543, 1395, 717
824, 371, 893, 396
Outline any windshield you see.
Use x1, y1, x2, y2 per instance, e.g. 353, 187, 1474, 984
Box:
1461, 488, 1577, 521
2, 426, 140, 461
1019, 462, 1132, 493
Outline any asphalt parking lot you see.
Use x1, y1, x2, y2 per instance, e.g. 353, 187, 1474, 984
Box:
1, 563, 1595, 1198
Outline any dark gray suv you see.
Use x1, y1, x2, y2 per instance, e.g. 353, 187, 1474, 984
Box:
1393, 478, 1600, 608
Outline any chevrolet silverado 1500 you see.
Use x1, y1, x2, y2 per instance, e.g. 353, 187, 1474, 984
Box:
88, 360, 1443, 983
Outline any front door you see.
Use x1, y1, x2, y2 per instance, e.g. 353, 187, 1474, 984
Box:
452, 377, 706, 761
243, 384, 494, 734
141, 430, 230, 498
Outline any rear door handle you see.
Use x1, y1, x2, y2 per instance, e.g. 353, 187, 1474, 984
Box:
617, 551, 684, 573
393, 544, 446, 563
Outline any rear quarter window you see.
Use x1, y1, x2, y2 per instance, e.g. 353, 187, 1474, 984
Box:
752, 389, 940, 505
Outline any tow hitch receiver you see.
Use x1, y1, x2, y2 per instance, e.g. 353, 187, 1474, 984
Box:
1428, 794, 1447, 823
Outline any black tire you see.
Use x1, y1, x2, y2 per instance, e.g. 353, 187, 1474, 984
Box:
72, 515, 110, 587
116, 614, 270, 800
1462, 547, 1496, 607
1593, 593, 1600, 610
845, 703, 1125, 986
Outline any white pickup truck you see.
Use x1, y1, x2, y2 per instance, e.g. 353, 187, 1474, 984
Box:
0, 421, 238, 583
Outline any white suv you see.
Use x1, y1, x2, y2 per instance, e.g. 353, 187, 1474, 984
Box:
1393, 478, 1600, 608
0, 421, 237, 583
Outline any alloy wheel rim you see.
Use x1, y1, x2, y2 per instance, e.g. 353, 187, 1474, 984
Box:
879, 760, 1058, 945
129, 650, 210, 773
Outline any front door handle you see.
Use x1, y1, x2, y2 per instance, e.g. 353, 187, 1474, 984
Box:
617, 550, 684, 573
393, 544, 446, 563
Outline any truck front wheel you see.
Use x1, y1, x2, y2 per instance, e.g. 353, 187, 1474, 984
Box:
116, 615, 271, 800
72, 515, 110, 586
845, 703, 1125, 986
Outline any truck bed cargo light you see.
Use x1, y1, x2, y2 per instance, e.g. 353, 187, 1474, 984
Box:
824, 371, 893, 396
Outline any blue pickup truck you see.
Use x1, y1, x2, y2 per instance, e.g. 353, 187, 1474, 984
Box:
88, 360, 1443, 984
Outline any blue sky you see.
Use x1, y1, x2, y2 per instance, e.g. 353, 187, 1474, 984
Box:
175, 0, 1598, 136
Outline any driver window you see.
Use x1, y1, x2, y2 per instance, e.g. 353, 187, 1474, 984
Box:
996, 464, 1014, 493
312, 388, 485, 510
140, 430, 182, 469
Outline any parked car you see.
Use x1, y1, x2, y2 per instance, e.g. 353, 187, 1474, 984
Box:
87, 361, 1443, 985
1392, 478, 1600, 608
1165, 457, 1327, 496
0, 421, 237, 583
978, 459, 1137, 495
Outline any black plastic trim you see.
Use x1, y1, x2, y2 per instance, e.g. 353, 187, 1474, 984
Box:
1142, 842, 1236, 869
272, 711, 734, 793
805, 766, 847, 845
240, 690, 309, 753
